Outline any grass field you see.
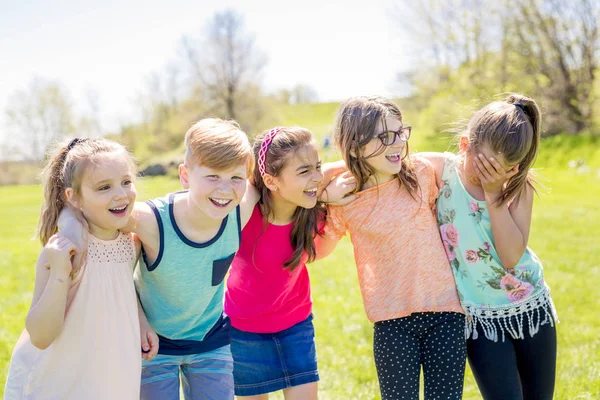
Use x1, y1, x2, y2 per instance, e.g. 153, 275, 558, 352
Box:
1, 126, 599, 398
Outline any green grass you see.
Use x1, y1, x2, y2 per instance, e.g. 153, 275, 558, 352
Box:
1, 133, 600, 398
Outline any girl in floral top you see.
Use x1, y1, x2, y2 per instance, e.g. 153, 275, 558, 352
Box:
422, 93, 558, 400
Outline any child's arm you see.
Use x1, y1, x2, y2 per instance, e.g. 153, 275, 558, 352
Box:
313, 173, 357, 260
418, 152, 450, 188
318, 171, 358, 205
240, 183, 260, 228
138, 297, 159, 360
58, 203, 158, 262
26, 235, 76, 349
130, 202, 160, 256
314, 233, 340, 261
57, 208, 88, 269
317, 160, 348, 199
474, 155, 530, 269
132, 234, 159, 360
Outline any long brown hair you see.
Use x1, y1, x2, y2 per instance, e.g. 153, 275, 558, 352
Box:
38, 138, 137, 245
462, 93, 541, 205
333, 96, 420, 198
252, 126, 325, 271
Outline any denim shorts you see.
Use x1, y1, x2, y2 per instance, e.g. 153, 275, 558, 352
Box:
140, 345, 234, 400
230, 314, 319, 396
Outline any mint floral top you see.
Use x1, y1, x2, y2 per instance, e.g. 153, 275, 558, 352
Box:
436, 154, 557, 342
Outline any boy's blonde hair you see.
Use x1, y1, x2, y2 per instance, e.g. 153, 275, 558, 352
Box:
184, 118, 253, 173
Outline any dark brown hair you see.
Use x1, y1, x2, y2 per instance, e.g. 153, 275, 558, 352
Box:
333, 96, 419, 198
252, 126, 325, 270
462, 93, 541, 205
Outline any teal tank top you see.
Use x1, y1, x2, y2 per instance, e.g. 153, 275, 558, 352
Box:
134, 191, 241, 355
436, 154, 557, 341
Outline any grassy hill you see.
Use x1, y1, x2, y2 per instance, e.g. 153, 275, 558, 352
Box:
1, 102, 599, 398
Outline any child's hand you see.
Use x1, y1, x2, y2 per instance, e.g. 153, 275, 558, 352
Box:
58, 207, 88, 270
319, 172, 359, 206
44, 234, 76, 278
140, 324, 159, 361
473, 154, 519, 201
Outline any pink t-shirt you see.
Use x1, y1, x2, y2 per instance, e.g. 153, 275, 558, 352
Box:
224, 205, 313, 333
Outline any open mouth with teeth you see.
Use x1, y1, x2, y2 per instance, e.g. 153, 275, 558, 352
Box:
385, 152, 401, 163
303, 188, 318, 198
210, 198, 232, 208
109, 204, 129, 216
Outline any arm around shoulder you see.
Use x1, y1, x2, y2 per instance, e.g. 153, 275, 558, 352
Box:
130, 202, 160, 253
314, 233, 340, 261
416, 152, 450, 188
240, 183, 260, 228
313, 205, 347, 261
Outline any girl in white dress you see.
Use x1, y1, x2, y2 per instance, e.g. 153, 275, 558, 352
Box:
4, 138, 157, 400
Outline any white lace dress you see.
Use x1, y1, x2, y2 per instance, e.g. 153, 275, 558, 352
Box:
4, 233, 141, 400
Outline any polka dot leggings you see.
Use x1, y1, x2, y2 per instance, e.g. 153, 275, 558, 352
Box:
373, 312, 466, 400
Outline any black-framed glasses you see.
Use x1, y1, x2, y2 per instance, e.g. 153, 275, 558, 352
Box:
373, 126, 411, 146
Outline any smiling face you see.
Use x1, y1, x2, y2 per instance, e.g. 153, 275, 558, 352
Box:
268, 143, 323, 212
362, 116, 408, 186
67, 151, 137, 240
180, 162, 248, 221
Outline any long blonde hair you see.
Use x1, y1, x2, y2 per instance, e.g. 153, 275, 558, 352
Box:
38, 138, 137, 245
462, 93, 541, 205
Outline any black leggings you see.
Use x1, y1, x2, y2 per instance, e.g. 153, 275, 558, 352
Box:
373, 312, 466, 400
467, 312, 557, 400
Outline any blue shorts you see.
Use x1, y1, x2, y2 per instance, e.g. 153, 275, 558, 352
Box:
231, 314, 319, 396
140, 345, 234, 400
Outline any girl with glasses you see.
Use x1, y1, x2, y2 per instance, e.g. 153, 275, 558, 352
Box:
323, 96, 466, 399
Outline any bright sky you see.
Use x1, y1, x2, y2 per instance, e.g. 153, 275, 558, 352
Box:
0, 0, 411, 150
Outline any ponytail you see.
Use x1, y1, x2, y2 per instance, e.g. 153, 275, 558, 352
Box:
38, 145, 71, 245
502, 94, 541, 205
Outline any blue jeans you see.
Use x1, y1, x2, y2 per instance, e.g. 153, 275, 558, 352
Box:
230, 314, 319, 396
140, 345, 234, 400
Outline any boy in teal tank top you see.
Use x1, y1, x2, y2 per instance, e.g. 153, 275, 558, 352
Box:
131, 119, 259, 399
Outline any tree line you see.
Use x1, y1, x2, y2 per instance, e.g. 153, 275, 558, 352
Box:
396, 0, 598, 136
1, 1, 598, 165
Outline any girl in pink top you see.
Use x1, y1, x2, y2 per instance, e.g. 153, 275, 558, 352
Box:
4, 138, 158, 400
225, 126, 354, 400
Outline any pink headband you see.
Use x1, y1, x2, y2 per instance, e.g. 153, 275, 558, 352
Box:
258, 127, 283, 177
